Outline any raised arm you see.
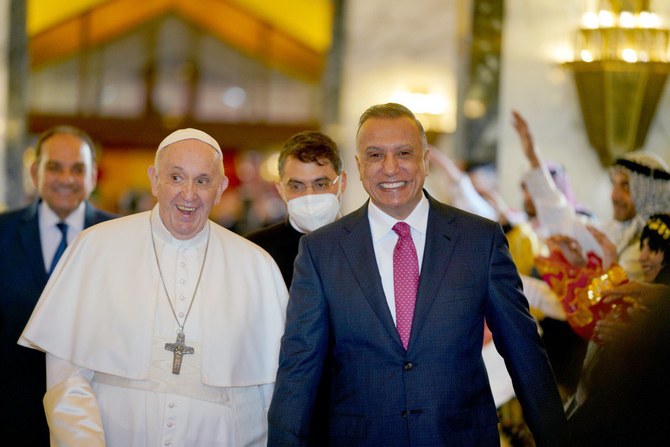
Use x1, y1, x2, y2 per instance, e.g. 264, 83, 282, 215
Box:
512, 110, 540, 169
429, 148, 498, 220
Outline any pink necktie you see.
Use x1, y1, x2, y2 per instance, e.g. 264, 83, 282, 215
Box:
392, 222, 419, 350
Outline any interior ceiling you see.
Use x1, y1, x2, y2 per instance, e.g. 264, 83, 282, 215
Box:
25, 0, 330, 149
28, 0, 333, 53
27, 0, 333, 82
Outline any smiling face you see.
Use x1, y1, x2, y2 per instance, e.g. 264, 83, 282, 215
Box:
610, 170, 636, 222
31, 133, 97, 220
639, 238, 666, 282
356, 116, 429, 220
148, 139, 227, 240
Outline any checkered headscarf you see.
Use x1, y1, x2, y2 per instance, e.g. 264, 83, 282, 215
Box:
611, 151, 670, 251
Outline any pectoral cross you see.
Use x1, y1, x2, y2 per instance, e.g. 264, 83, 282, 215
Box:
165, 331, 194, 375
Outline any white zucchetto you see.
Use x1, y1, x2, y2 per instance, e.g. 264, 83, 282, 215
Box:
157, 128, 222, 156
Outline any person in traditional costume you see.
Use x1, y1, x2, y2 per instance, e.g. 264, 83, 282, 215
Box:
534, 158, 670, 343
566, 216, 670, 445
545, 213, 670, 418
19, 128, 288, 447
601, 151, 670, 280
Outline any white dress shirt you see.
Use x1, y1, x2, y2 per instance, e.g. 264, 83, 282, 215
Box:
367, 193, 429, 324
38, 200, 86, 272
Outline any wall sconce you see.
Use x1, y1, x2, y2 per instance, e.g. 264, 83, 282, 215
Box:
563, 0, 670, 166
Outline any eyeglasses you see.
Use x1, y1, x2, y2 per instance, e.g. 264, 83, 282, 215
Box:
284, 176, 340, 194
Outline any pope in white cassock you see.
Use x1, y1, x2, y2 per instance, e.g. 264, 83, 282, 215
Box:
19, 128, 289, 446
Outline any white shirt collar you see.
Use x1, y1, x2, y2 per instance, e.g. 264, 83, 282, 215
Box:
39, 200, 86, 232
367, 192, 429, 241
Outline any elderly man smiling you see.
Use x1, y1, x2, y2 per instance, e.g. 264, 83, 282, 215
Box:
20, 128, 288, 447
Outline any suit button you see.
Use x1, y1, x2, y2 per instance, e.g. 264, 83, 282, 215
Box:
401, 410, 408, 418
403, 362, 413, 371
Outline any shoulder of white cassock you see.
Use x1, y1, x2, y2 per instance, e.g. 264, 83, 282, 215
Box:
19, 211, 288, 387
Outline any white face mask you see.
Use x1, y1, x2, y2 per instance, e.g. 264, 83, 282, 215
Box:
287, 193, 341, 234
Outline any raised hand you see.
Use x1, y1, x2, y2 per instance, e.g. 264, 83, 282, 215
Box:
586, 225, 617, 269
602, 281, 670, 306
512, 110, 540, 168
546, 234, 587, 267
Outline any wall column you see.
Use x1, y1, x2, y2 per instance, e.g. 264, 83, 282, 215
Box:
1, 0, 28, 209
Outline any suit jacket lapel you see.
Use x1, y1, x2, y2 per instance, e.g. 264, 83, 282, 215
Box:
18, 201, 49, 285
340, 203, 404, 348
84, 202, 97, 228
409, 196, 459, 350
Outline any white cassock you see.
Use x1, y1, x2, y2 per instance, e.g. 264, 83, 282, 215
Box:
19, 206, 289, 447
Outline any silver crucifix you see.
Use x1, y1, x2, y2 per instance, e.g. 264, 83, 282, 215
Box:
165, 331, 194, 375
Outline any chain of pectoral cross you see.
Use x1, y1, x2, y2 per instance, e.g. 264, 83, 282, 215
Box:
150, 212, 210, 375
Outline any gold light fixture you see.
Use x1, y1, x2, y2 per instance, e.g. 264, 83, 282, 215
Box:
564, 0, 670, 166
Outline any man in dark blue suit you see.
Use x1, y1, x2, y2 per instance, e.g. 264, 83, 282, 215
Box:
0, 126, 116, 446
268, 103, 570, 446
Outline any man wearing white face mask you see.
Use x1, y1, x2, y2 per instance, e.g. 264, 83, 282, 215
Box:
246, 131, 347, 287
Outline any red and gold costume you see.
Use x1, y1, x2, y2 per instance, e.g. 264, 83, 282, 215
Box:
535, 251, 629, 341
